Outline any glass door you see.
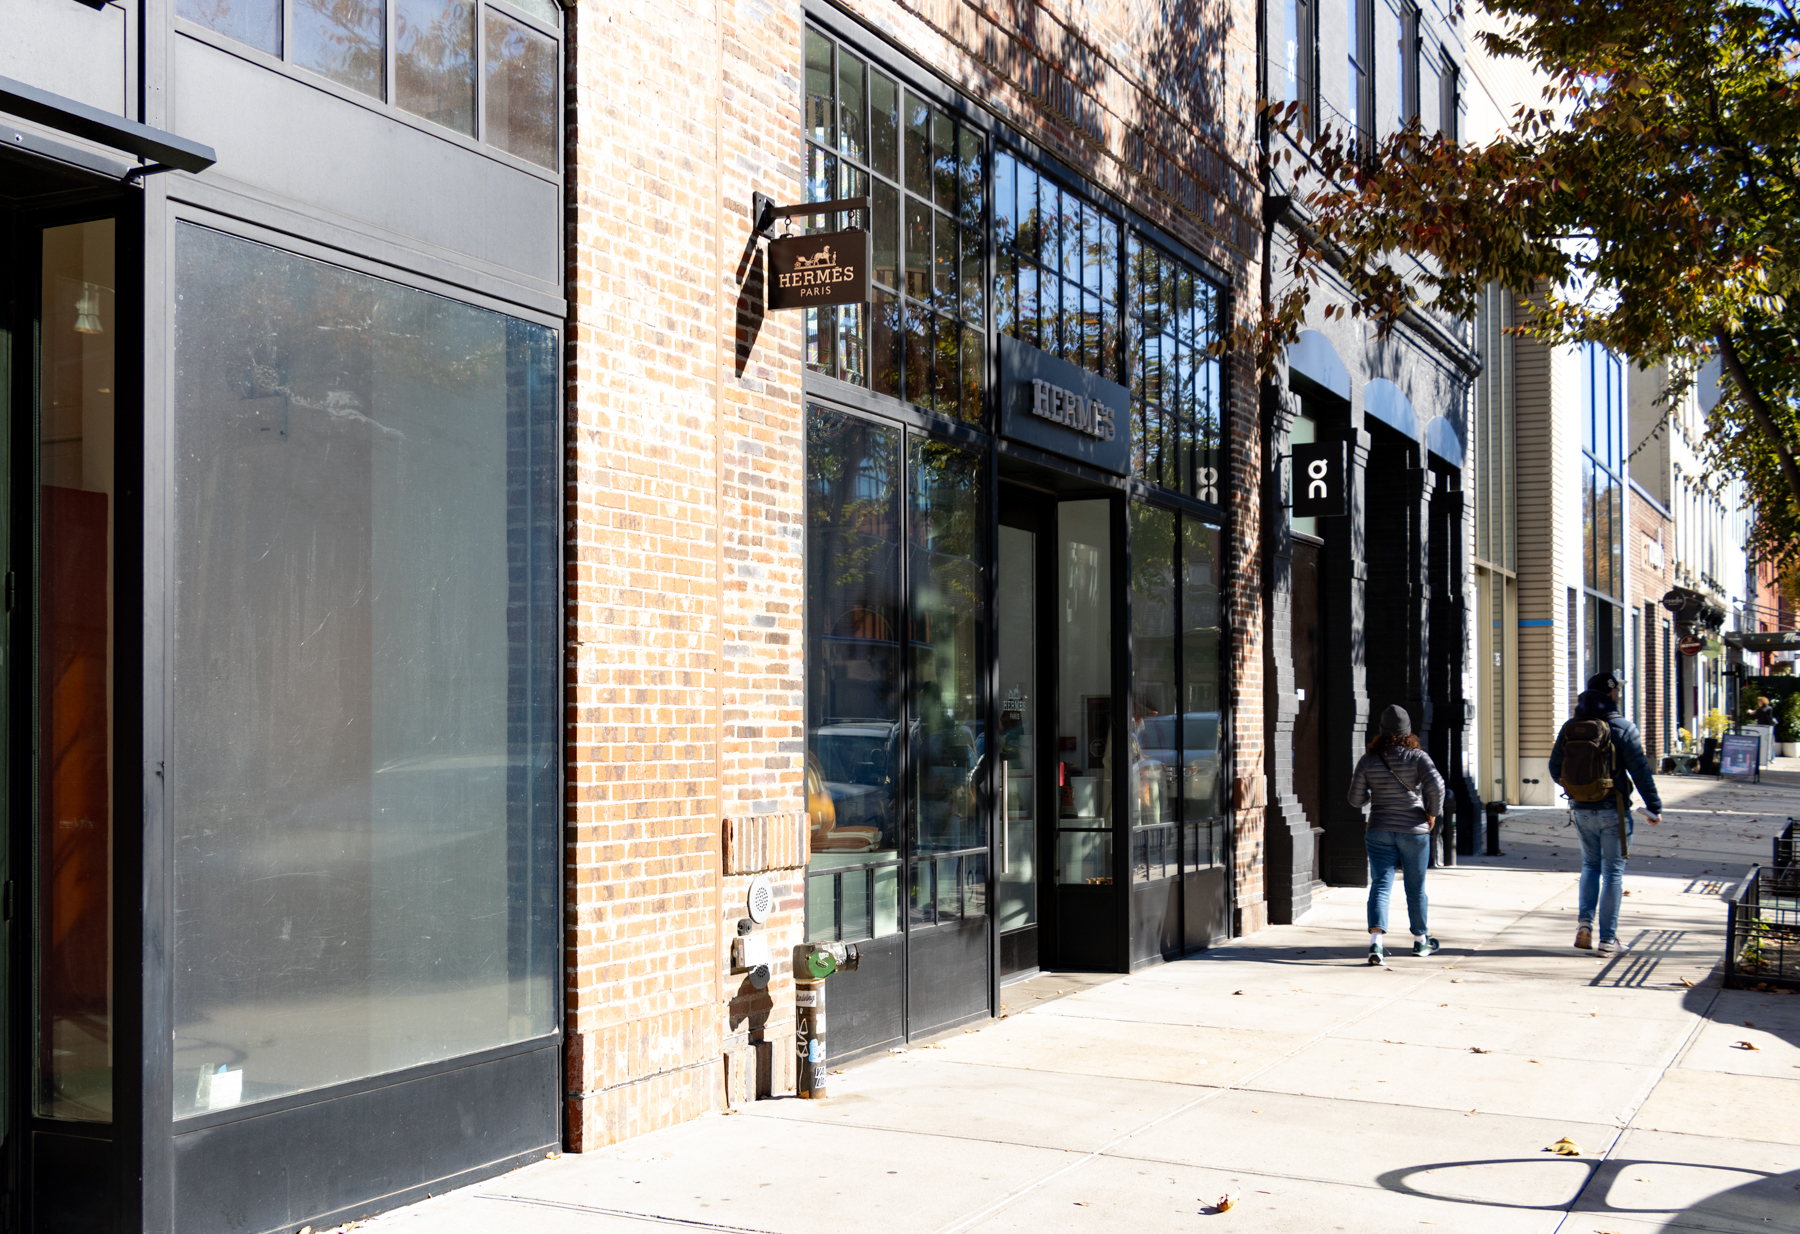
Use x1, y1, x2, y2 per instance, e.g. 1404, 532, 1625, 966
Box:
996, 508, 1040, 979
34, 218, 116, 1127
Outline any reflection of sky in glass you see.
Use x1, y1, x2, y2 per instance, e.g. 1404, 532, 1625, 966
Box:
180, 0, 282, 56
293, 0, 387, 99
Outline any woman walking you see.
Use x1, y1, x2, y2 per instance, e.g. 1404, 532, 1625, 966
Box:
1348, 705, 1446, 966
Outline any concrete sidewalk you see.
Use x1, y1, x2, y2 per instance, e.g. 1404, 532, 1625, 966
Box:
353, 769, 1800, 1234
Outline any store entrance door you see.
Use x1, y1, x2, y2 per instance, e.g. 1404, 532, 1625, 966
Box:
996, 491, 1048, 980
2, 190, 126, 1232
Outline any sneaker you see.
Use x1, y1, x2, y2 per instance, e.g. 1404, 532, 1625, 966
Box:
1597, 938, 1625, 957
1412, 936, 1439, 957
1574, 923, 1593, 950
1368, 942, 1385, 967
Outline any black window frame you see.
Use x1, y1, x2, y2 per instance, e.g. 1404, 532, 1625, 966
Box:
1398, 0, 1421, 127
1348, 0, 1375, 148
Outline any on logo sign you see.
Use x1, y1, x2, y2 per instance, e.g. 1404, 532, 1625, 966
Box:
1306, 457, 1329, 499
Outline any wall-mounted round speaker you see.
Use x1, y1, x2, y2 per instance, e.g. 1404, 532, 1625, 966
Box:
746, 874, 775, 924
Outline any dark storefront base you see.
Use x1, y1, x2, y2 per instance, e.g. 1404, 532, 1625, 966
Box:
173, 1042, 559, 1234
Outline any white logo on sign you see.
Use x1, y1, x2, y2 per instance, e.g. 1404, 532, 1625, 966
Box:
1198, 466, 1219, 504
1307, 457, 1329, 499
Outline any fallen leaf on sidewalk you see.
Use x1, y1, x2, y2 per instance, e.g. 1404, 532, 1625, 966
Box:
1547, 1137, 1582, 1156
1470, 1047, 1491, 1054
1744, 1021, 1755, 1027
1212, 1192, 1240, 1212
1233, 990, 1245, 995
1679, 978, 1695, 987
1073, 1201, 1090, 1207
1733, 1041, 1760, 1051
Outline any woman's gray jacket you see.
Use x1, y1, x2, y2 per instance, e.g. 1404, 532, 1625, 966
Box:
1347, 746, 1445, 835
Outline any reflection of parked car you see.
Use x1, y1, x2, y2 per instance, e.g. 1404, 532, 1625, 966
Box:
811, 722, 897, 849
1139, 712, 1221, 809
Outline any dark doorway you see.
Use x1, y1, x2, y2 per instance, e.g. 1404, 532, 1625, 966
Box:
1291, 536, 1325, 886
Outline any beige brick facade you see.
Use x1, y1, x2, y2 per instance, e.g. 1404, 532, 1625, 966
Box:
563, 0, 1263, 1149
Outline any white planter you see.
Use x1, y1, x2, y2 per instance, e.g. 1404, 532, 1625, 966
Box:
1781, 741, 1799, 758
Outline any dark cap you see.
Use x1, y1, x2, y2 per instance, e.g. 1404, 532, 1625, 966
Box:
1586, 671, 1624, 693
1378, 704, 1412, 737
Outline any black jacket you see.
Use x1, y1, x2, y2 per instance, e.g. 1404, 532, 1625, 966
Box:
1548, 690, 1663, 814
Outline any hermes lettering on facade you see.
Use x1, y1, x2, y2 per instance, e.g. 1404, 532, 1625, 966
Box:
1031, 378, 1117, 441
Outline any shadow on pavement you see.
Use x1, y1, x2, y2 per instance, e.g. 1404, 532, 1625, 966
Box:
1375, 1157, 1800, 1231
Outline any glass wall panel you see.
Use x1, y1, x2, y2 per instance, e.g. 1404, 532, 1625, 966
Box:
1057, 501, 1112, 885
36, 220, 117, 1122
170, 225, 559, 1116
485, 9, 558, 168
1182, 519, 1225, 868
996, 525, 1037, 931
800, 28, 984, 419
804, 407, 903, 942
180, 0, 282, 55
397, 0, 477, 135
1129, 506, 1177, 883
909, 438, 985, 861
294, 0, 386, 98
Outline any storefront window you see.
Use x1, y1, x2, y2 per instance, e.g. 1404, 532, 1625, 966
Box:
1182, 518, 1226, 867
908, 438, 987, 924
803, 27, 984, 421
37, 219, 117, 1122
805, 407, 903, 942
1057, 500, 1112, 885
994, 151, 1122, 379
179, 0, 558, 166
1128, 507, 1225, 883
169, 225, 560, 1116
1128, 236, 1224, 502
1129, 505, 1178, 882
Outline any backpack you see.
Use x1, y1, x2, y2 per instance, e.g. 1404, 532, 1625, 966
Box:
1555, 717, 1619, 803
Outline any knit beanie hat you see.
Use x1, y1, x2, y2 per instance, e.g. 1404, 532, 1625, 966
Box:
1378, 704, 1412, 737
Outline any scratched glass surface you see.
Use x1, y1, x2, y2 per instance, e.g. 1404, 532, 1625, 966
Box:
169, 225, 558, 1117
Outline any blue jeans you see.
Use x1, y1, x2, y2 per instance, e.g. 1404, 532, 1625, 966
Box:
1573, 807, 1632, 942
1366, 830, 1431, 936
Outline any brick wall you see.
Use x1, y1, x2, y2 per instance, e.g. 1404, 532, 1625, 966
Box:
564, 0, 1263, 1148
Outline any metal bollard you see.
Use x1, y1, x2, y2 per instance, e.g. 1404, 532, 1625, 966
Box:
1485, 800, 1507, 856
1440, 810, 1456, 867
794, 943, 859, 1099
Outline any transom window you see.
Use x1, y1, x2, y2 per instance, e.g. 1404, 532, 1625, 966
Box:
803, 28, 985, 422
177, 0, 560, 169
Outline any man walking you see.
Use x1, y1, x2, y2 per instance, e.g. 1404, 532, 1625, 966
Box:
1549, 671, 1664, 957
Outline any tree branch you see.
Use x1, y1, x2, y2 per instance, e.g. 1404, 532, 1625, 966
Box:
1716, 329, 1800, 517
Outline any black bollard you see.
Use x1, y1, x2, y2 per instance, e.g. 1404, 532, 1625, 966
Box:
1485, 799, 1506, 856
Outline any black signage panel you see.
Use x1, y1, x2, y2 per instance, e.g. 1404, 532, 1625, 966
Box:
997, 334, 1132, 476
1292, 440, 1348, 518
767, 228, 871, 310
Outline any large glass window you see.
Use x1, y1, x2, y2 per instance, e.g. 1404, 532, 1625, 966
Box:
1580, 343, 1626, 677
1128, 236, 1224, 502
1128, 505, 1224, 884
1057, 500, 1112, 885
803, 407, 987, 941
180, 0, 557, 167
994, 152, 1121, 380
169, 226, 559, 1116
803, 28, 984, 420
37, 220, 118, 1122
805, 408, 903, 942
908, 437, 987, 926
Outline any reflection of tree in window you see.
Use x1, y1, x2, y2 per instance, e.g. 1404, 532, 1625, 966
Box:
396, 0, 475, 135
294, 0, 386, 98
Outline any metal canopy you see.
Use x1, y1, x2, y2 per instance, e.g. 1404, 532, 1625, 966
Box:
0, 73, 216, 175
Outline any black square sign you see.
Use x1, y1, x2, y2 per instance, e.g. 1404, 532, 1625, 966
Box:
767, 229, 871, 310
1292, 440, 1347, 518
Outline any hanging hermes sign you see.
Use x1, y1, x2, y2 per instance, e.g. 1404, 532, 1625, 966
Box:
766, 228, 872, 310
1291, 440, 1348, 518
998, 334, 1132, 475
